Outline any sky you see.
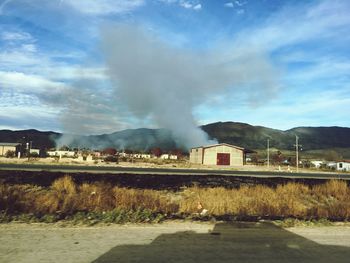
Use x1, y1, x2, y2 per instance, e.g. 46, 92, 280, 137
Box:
0, 0, 349, 135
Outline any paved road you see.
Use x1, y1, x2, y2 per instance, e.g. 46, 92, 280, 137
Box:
1, 222, 350, 263
0, 163, 349, 180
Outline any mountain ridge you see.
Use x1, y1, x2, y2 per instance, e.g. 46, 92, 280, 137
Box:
1, 122, 349, 152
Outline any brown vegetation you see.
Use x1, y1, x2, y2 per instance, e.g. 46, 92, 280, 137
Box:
1, 176, 350, 221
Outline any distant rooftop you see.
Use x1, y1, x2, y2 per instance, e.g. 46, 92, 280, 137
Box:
0, 143, 20, 146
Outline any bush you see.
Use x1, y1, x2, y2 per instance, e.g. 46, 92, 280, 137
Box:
104, 155, 118, 163
29, 152, 39, 158
5, 150, 15, 158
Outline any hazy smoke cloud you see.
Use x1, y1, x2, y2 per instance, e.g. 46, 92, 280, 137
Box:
101, 24, 278, 149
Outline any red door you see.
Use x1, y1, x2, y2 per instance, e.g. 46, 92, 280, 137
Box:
217, 153, 230, 165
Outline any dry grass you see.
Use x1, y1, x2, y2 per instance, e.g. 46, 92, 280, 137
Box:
179, 181, 350, 219
0, 176, 176, 216
1, 176, 350, 220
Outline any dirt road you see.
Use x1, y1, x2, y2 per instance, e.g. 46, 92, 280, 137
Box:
1, 221, 350, 263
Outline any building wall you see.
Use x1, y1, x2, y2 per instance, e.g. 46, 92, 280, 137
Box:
0, 146, 17, 156
189, 148, 203, 164
203, 145, 243, 166
47, 151, 75, 157
30, 149, 40, 155
337, 162, 350, 171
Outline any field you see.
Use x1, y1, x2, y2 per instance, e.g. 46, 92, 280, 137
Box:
1, 172, 350, 223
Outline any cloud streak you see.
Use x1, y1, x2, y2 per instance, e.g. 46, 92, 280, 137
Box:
64, 0, 145, 16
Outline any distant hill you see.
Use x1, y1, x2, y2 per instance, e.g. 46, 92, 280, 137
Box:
1, 122, 349, 153
201, 122, 350, 151
0, 129, 59, 149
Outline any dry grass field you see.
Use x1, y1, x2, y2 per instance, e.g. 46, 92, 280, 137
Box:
1, 176, 350, 222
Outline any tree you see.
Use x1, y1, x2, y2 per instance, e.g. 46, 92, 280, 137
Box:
104, 155, 118, 163
59, 145, 70, 151
102, 147, 117, 156
29, 152, 39, 158
250, 153, 259, 164
272, 150, 284, 165
151, 147, 162, 157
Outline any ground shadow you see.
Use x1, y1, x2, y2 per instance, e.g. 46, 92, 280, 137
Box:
92, 222, 350, 263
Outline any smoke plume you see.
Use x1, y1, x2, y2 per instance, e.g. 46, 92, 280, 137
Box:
101, 24, 278, 149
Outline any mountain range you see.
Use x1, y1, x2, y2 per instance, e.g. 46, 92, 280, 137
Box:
0, 122, 349, 153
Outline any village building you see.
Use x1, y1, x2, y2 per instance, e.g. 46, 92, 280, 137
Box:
29, 149, 40, 155
310, 160, 324, 168
47, 150, 75, 157
336, 161, 350, 172
0, 143, 20, 156
190, 143, 249, 166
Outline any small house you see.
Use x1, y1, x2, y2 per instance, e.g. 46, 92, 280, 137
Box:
336, 161, 350, 172
0, 142, 20, 156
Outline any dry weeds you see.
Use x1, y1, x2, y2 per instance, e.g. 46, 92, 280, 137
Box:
1, 176, 349, 220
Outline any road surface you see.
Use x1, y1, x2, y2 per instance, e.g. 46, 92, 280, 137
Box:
1, 221, 350, 263
0, 163, 348, 180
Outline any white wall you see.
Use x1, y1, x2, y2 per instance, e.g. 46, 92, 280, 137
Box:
337, 162, 350, 171
0, 145, 17, 156
189, 148, 203, 164
47, 151, 75, 157
203, 145, 243, 166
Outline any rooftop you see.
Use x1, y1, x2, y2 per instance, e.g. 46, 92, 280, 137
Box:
0, 143, 20, 146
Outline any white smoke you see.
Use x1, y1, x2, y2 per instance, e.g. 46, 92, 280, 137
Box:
101, 24, 279, 149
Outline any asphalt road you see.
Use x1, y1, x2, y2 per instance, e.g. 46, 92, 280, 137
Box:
0, 163, 349, 180
1, 222, 350, 263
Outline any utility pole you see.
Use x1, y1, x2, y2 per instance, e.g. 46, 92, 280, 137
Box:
26, 142, 29, 161
267, 139, 270, 170
294, 135, 302, 173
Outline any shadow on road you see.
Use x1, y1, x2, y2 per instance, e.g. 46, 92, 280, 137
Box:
92, 222, 349, 263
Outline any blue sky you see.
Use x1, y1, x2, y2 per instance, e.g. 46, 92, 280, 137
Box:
0, 0, 349, 134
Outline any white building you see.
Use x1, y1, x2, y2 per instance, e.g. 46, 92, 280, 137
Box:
169, 154, 178, 160
0, 143, 20, 156
159, 154, 178, 160
336, 161, 350, 172
47, 150, 75, 157
327, 162, 337, 169
30, 149, 40, 155
190, 143, 246, 166
311, 160, 324, 168
160, 154, 169, 159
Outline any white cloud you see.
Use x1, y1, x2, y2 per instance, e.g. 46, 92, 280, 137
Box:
21, 44, 37, 53
1, 31, 33, 41
164, 0, 201, 11
180, 1, 192, 9
0, 71, 68, 94
42, 66, 108, 81
236, 9, 244, 15
65, 0, 145, 15
233, 1, 350, 52
193, 3, 201, 10
235, 0, 246, 7
224, 2, 234, 8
